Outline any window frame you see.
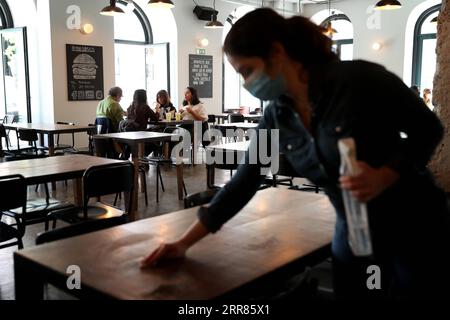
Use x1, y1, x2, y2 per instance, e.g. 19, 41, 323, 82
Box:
320, 14, 353, 59
222, 14, 263, 113
411, 3, 440, 88
0, 0, 14, 29
114, 0, 153, 45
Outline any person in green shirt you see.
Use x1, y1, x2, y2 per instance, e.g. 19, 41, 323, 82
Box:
96, 87, 125, 132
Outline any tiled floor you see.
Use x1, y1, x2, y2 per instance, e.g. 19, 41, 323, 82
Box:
0, 157, 333, 300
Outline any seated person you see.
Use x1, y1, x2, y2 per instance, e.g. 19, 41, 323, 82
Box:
120, 89, 159, 132
154, 90, 177, 120
179, 87, 208, 121
119, 90, 160, 159
96, 86, 124, 133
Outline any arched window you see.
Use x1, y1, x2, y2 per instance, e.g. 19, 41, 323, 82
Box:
411, 4, 440, 94
114, 1, 157, 108
321, 14, 353, 61
222, 6, 262, 114
0, 0, 13, 29
0, 0, 31, 123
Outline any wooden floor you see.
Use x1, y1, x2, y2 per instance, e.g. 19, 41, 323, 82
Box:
0, 155, 333, 300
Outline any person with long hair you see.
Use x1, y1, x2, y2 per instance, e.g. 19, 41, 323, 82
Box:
121, 89, 158, 131
141, 8, 450, 299
155, 89, 176, 120
179, 87, 208, 121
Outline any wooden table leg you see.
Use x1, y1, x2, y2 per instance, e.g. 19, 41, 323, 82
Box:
177, 163, 184, 200
73, 178, 82, 206
47, 134, 57, 190
128, 144, 142, 221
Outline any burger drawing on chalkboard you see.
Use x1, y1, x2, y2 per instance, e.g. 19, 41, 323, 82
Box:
72, 54, 97, 80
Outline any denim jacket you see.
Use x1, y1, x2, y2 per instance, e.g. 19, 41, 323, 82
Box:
199, 60, 447, 259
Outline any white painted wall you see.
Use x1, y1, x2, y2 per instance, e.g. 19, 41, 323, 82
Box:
304, 0, 438, 80
171, 0, 237, 115
46, 0, 115, 147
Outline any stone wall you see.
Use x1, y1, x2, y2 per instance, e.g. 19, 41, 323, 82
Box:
430, 0, 450, 191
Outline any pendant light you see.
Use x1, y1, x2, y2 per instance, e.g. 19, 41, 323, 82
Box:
100, 0, 125, 16
323, 1, 337, 37
324, 21, 337, 37
374, 0, 402, 11
205, 0, 224, 28
148, 0, 175, 9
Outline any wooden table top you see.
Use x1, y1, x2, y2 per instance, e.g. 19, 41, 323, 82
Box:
217, 122, 258, 130
94, 131, 179, 144
3, 123, 96, 134
15, 189, 336, 300
156, 120, 194, 126
0, 154, 124, 185
208, 141, 250, 152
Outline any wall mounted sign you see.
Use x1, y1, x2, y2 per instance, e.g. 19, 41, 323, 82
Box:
189, 54, 212, 98
66, 44, 104, 101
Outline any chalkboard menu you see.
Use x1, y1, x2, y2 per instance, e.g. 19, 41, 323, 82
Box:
189, 54, 212, 98
66, 44, 104, 101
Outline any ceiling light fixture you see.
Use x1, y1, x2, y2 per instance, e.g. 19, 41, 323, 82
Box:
148, 0, 175, 9
374, 0, 402, 11
205, 0, 224, 29
323, 1, 337, 37
100, 0, 125, 16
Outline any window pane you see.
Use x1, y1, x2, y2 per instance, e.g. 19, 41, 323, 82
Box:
332, 19, 353, 41
340, 43, 353, 61
114, 4, 146, 43
223, 58, 240, 111
0, 35, 4, 120
145, 43, 169, 108
1, 29, 28, 123
419, 38, 437, 93
421, 12, 438, 34
239, 76, 261, 113
114, 43, 146, 109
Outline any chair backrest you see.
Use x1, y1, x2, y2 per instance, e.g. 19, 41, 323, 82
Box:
207, 115, 216, 123
83, 162, 134, 211
35, 215, 127, 245
228, 114, 244, 123
18, 129, 38, 142
0, 124, 7, 139
0, 174, 27, 212
184, 189, 220, 209
4, 114, 18, 124
95, 117, 113, 134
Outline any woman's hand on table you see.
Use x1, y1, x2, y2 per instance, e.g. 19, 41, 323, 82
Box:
140, 241, 187, 268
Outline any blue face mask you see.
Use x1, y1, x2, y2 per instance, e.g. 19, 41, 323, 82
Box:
243, 72, 287, 101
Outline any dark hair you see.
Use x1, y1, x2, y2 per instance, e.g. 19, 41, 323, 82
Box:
156, 90, 170, 103
223, 8, 337, 71
109, 86, 123, 98
182, 87, 201, 106
410, 85, 420, 96
132, 89, 147, 107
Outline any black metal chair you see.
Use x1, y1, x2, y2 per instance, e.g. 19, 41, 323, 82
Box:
139, 126, 187, 203
207, 114, 216, 124
184, 189, 220, 209
228, 113, 244, 123
49, 162, 134, 224
16, 128, 46, 156
0, 174, 27, 249
35, 215, 127, 245
54, 121, 76, 153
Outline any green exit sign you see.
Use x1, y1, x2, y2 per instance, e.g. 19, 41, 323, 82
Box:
196, 48, 206, 55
